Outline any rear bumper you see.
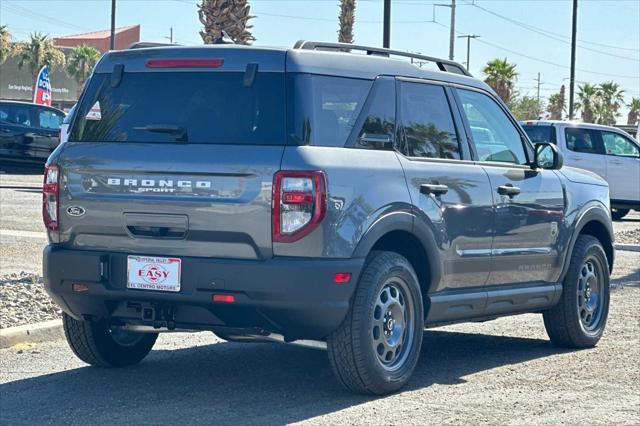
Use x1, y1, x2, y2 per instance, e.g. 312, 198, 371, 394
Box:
43, 246, 364, 339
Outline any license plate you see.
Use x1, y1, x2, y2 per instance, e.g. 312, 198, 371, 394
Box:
127, 256, 181, 292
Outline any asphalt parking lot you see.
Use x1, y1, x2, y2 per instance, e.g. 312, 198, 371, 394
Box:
1, 171, 639, 425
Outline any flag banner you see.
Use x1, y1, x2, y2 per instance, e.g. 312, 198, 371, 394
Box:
33, 66, 52, 106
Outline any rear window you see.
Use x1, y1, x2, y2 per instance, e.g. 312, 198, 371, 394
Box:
70, 72, 285, 144
522, 124, 556, 144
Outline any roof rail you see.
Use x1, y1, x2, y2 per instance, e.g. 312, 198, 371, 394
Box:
293, 40, 471, 77
128, 42, 182, 50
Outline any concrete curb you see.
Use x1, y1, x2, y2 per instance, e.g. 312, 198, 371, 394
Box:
0, 319, 63, 349
614, 244, 640, 252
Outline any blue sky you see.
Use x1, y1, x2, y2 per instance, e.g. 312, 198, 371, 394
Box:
2, 0, 639, 116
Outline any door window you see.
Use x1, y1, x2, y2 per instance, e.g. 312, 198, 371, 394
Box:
456, 89, 527, 164
601, 131, 640, 158
0, 104, 32, 126
398, 81, 461, 159
564, 127, 603, 154
37, 110, 64, 130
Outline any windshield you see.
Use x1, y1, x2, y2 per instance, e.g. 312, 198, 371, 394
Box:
522, 124, 556, 144
70, 71, 285, 144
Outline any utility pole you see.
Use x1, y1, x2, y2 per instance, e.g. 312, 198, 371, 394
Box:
569, 0, 578, 120
449, 0, 456, 60
383, 0, 391, 48
534, 72, 542, 117
110, 0, 116, 50
457, 34, 479, 71
166, 27, 174, 44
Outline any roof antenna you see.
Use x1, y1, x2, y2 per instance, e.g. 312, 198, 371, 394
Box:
213, 31, 235, 45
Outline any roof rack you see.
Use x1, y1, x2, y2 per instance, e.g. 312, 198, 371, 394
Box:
293, 40, 471, 77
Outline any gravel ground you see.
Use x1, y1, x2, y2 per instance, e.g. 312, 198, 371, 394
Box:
615, 228, 640, 245
0, 273, 60, 329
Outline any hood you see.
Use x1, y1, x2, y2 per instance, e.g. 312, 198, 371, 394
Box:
559, 166, 608, 187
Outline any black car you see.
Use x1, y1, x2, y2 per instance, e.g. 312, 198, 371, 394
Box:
0, 100, 65, 168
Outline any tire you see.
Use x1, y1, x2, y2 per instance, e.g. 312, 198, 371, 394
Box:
611, 208, 629, 221
327, 251, 424, 395
543, 235, 610, 348
62, 313, 158, 367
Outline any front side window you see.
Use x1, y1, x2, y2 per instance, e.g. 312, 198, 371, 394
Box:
398, 81, 461, 159
38, 110, 63, 130
0, 104, 32, 127
601, 131, 639, 158
457, 89, 527, 164
565, 128, 603, 154
288, 74, 371, 147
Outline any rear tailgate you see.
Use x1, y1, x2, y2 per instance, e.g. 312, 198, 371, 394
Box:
55, 47, 287, 260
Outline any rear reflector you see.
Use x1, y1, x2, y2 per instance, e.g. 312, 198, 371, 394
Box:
145, 58, 224, 68
72, 283, 89, 293
334, 273, 352, 284
212, 294, 235, 303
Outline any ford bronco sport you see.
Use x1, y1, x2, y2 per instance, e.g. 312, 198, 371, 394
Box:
44, 41, 614, 395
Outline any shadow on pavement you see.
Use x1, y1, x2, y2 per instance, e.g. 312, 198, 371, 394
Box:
0, 330, 568, 425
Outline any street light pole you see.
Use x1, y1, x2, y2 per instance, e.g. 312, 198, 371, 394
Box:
110, 0, 116, 50
569, 0, 578, 120
383, 0, 391, 48
457, 34, 479, 70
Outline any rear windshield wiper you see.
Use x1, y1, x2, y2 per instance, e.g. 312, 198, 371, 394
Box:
133, 124, 188, 142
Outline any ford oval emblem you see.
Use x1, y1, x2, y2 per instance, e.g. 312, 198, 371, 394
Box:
66, 206, 86, 217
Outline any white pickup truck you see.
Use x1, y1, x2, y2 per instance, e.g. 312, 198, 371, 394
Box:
522, 120, 640, 220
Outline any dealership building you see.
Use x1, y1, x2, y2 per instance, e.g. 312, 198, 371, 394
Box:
0, 25, 140, 111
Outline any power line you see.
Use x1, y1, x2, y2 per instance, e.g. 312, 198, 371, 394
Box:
2, 2, 90, 33
467, 1, 640, 56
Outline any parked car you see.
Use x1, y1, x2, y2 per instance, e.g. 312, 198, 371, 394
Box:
521, 120, 640, 220
0, 100, 65, 167
44, 41, 614, 395
59, 104, 76, 144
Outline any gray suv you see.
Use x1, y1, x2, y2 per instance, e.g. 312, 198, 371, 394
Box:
44, 41, 614, 395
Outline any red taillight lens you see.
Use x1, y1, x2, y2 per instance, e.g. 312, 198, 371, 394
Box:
42, 164, 59, 231
212, 294, 235, 303
272, 171, 327, 243
145, 58, 224, 68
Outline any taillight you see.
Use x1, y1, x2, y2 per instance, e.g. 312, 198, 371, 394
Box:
272, 171, 327, 243
145, 58, 224, 68
43, 164, 59, 231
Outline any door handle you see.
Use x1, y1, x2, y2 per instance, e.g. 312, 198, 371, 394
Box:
420, 183, 449, 196
497, 184, 521, 197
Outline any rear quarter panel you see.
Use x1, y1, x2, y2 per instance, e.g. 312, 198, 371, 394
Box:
276, 146, 411, 258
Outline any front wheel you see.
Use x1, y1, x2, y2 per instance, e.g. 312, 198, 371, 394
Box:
543, 235, 610, 348
62, 313, 158, 367
611, 208, 629, 221
327, 251, 424, 395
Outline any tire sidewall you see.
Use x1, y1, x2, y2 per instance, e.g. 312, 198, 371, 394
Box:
355, 254, 424, 391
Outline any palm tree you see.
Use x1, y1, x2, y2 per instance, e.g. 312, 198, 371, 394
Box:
0, 25, 12, 64
198, 0, 254, 45
575, 83, 598, 123
627, 97, 640, 126
597, 81, 625, 125
547, 85, 566, 120
338, 0, 356, 44
14, 32, 65, 97
66, 45, 101, 97
482, 58, 518, 104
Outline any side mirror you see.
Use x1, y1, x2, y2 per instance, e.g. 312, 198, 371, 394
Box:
534, 143, 563, 170
358, 133, 393, 150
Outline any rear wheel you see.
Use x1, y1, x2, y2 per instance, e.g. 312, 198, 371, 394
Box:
327, 251, 424, 395
611, 208, 629, 221
543, 235, 610, 348
62, 313, 158, 367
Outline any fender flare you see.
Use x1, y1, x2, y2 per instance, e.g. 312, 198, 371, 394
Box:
353, 210, 442, 291
559, 204, 614, 282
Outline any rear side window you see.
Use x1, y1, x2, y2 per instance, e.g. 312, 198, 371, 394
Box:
70, 72, 285, 144
457, 89, 527, 164
398, 81, 461, 159
601, 131, 639, 157
287, 74, 371, 147
564, 127, 603, 154
522, 125, 556, 144
37, 110, 63, 129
